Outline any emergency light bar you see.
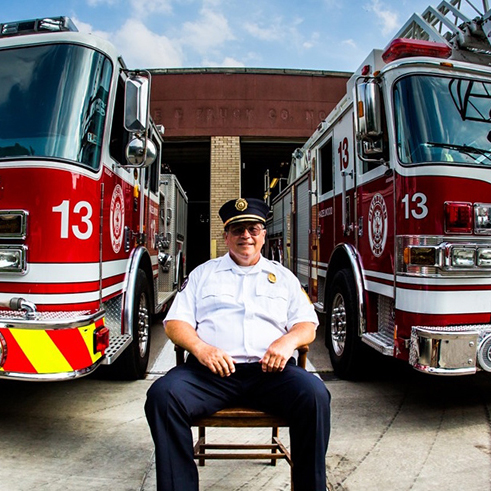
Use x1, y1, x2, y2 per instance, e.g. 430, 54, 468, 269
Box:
382, 38, 452, 63
0, 16, 77, 37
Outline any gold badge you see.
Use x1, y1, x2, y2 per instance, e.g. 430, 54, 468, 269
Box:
268, 273, 276, 283
235, 198, 248, 211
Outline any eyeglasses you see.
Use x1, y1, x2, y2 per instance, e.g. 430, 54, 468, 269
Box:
227, 224, 265, 236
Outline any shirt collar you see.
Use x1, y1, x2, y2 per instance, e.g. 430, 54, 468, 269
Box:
217, 253, 272, 274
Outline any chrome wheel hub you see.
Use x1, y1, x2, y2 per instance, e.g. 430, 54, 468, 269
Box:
331, 292, 347, 356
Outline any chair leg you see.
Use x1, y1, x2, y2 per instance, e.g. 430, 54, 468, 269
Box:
198, 426, 206, 466
271, 427, 278, 466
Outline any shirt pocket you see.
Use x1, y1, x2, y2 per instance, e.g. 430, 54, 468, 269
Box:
255, 283, 289, 325
200, 282, 237, 309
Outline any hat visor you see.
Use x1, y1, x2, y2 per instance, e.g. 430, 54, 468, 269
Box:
224, 215, 265, 227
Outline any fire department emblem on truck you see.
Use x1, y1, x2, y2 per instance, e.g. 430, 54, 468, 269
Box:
110, 184, 125, 254
368, 193, 387, 257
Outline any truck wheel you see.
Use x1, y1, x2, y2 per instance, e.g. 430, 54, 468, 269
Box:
325, 269, 361, 379
118, 270, 151, 380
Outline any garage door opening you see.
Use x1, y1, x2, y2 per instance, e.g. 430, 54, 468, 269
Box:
240, 140, 305, 203
161, 140, 210, 273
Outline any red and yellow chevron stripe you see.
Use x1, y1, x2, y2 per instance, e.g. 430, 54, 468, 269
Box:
0, 318, 105, 376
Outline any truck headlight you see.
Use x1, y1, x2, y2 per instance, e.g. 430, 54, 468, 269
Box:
0, 246, 27, 273
451, 247, 475, 267
475, 203, 491, 235
477, 248, 491, 267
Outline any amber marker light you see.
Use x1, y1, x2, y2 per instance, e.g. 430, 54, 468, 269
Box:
404, 246, 437, 266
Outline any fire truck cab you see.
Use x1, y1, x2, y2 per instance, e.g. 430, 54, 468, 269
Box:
267, 0, 491, 378
0, 17, 187, 381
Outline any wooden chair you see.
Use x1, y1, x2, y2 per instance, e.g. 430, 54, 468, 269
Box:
174, 345, 309, 484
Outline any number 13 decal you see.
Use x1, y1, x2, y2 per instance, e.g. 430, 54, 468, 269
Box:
52, 200, 93, 240
338, 137, 349, 170
402, 192, 428, 219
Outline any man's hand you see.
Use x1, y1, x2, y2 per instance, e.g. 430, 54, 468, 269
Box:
165, 319, 235, 377
259, 336, 297, 372
194, 344, 236, 377
259, 322, 316, 373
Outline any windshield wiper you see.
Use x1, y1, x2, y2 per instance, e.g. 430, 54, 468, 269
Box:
426, 141, 491, 163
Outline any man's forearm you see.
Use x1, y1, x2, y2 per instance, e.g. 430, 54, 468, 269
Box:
165, 319, 236, 376
285, 321, 317, 347
165, 319, 205, 354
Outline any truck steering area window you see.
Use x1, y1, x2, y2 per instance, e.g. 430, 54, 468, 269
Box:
0, 44, 112, 171
394, 75, 491, 166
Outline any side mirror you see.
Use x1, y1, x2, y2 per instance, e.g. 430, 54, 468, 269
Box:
356, 80, 384, 156
124, 73, 150, 132
356, 81, 382, 139
125, 137, 157, 167
123, 71, 157, 167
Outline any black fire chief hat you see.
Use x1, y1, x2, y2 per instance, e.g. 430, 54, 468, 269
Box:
219, 198, 270, 228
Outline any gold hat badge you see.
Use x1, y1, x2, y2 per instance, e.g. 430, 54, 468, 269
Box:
235, 198, 248, 211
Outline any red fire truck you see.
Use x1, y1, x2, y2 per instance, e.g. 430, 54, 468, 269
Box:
267, 0, 491, 377
0, 17, 187, 381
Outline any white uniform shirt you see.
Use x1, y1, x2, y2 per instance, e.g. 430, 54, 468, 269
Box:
164, 253, 319, 363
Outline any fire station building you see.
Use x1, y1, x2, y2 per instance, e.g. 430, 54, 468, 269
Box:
149, 68, 350, 271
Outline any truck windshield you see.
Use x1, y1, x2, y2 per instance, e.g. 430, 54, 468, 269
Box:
394, 74, 491, 166
0, 43, 112, 171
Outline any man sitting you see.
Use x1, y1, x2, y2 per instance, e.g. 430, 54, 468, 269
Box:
145, 197, 331, 491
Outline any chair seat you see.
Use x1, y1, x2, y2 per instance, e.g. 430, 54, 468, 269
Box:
193, 407, 288, 427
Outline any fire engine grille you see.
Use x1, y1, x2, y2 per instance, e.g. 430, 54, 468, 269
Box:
378, 295, 395, 338
102, 295, 123, 337
0, 309, 91, 321
317, 276, 325, 309
361, 295, 395, 356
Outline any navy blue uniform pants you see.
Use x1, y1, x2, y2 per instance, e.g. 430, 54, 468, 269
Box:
145, 356, 331, 491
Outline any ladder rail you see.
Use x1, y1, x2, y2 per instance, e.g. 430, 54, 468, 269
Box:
392, 0, 491, 56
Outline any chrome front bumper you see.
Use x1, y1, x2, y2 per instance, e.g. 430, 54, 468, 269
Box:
410, 324, 491, 375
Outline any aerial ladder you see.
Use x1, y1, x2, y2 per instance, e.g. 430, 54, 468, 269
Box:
395, 0, 491, 63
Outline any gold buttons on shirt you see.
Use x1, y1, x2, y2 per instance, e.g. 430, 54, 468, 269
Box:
268, 273, 276, 283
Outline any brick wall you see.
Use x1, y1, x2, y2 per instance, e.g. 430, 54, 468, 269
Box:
210, 136, 241, 258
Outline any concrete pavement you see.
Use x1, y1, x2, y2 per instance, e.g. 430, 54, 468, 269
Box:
0, 321, 490, 491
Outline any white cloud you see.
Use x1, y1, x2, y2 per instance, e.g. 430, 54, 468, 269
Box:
366, 0, 399, 35
86, 0, 118, 6
303, 31, 320, 50
244, 20, 283, 42
114, 19, 183, 68
129, 0, 173, 16
180, 8, 235, 55
73, 16, 111, 40
342, 39, 357, 49
203, 56, 245, 67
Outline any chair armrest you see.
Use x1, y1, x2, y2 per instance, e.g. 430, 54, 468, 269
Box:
175, 344, 185, 366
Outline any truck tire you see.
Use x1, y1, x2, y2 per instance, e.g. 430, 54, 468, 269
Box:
325, 268, 362, 379
118, 269, 152, 380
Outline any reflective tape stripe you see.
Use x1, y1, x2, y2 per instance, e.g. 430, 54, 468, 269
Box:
1, 322, 103, 375
0, 328, 36, 373
11, 329, 72, 373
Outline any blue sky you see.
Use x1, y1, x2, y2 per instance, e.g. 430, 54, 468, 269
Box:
1, 1, 487, 72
